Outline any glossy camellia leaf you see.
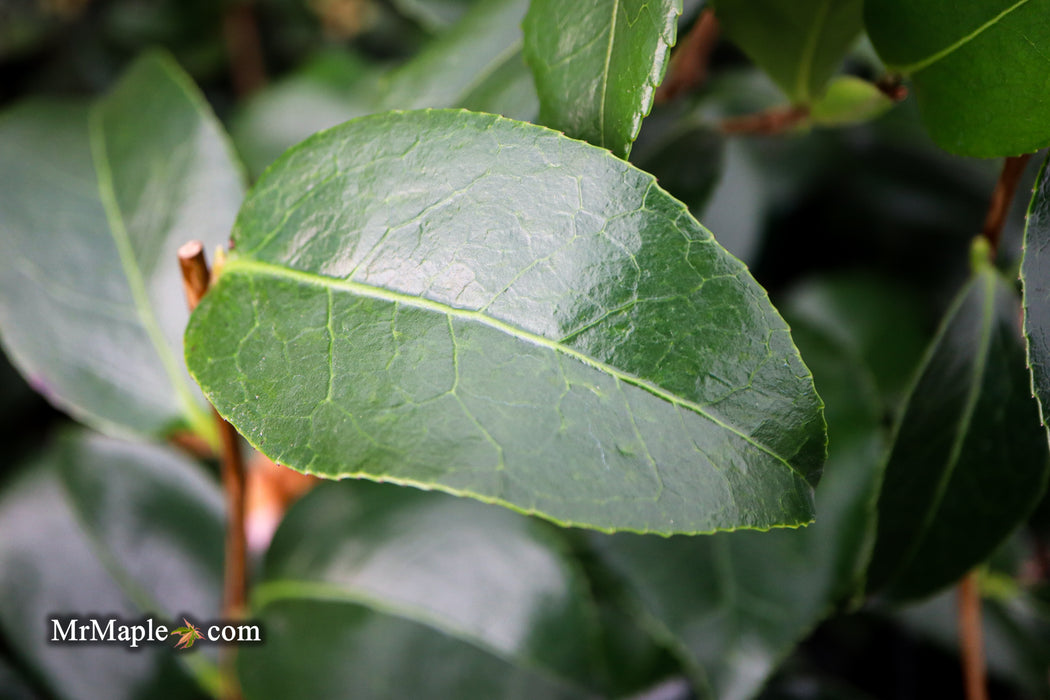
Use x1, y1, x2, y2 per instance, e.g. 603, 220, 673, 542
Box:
523, 0, 680, 157
865, 0, 1050, 157
240, 598, 593, 699
239, 480, 607, 696
867, 257, 1049, 601
713, 0, 863, 103
0, 51, 244, 441
377, 0, 531, 114
0, 432, 224, 700
232, 0, 536, 179
231, 50, 382, 180
186, 109, 825, 534
1024, 155, 1050, 442
589, 290, 888, 700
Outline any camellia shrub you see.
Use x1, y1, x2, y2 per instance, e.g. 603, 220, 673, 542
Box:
1, 0, 1050, 698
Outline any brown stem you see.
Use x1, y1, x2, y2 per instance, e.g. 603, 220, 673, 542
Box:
718, 105, 810, 136
178, 241, 246, 700
223, 1, 267, 98
875, 74, 909, 102
655, 9, 721, 104
957, 572, 989, 700
982, 154, 1032, 257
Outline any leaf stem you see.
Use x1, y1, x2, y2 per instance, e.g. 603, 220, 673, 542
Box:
655, 9, 720, 104
718, 105, 810, 136
957, 571, 989, 700
223, 1, 267, 98
178, 240, 247, 700
982, 154, 1032, 257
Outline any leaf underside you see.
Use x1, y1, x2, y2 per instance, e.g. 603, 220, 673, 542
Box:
186, 109, 825, 535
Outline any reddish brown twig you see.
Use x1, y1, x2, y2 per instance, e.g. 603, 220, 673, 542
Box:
875, 74, 908, 102
178, 241, 245, 700
655, 9, 721, 104
223, 1, 267, 98
718, 105, 810, 136
957, 572, 989, 700
982, 154, 1032, 257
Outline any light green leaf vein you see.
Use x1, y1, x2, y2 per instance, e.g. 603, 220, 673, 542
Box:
222, 257, 809, 483
890, 0, 1033, 73
88, 109, 211, 438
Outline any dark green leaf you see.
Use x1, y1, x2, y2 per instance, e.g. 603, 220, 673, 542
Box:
0, 51, 244, 442
713, 0, 863, 103
377, 0, 531, 112
230, 50, 382, 180
589, 298, 886, 699
0, 433, 223, 700
239, 597, 594, 699
867, 263, 1049, 601
783, 273, 929, 406
186, 109, 825, 534
0, 652, 41, 700
864, 0, 1050, 157
55, 432, 225, 621
1023, 154, 1050, 445
523, 0, 680, 157
246, 480, 606, 693
232, 0, 536, 178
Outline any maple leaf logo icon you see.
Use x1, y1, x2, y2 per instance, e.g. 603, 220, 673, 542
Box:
170, 619, 203, 650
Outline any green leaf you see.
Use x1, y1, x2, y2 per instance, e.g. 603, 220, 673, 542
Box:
1023, 154, 1050, 444
239, 598, 595, 699
232, 0, 536, 178
867, 263, 1049, 601
629, 114, 725, 219
55, 433, 225, 621
0, 433, 223, 699
0, 51, 245, 442
388, 0, 475, 32
230, 50, 382, 180
809, 76, 895, 127
185, 109, 825, 534
377, 0, 532, 113
783, 273, 929, 406
712, 0, 863, 103
245, 480, 608, 694
523, 0, 681, 157
864, 0, 1050, 157
589, 296, 887, 699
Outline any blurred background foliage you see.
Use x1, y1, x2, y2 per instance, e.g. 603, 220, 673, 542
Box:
1, 0, 1049, 698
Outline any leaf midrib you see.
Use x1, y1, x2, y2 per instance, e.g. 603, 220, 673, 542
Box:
889, 0, 1033, 74
597, 0, 621, 147
89, 99, 212, 441
57, 459, 222, 695
795, 0, 832, 102
885, 271, 996, 588
222, 256, 810, 483
251, 579, 596, 695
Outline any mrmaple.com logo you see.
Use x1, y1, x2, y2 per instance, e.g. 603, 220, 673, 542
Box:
49, 616, 262, 650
